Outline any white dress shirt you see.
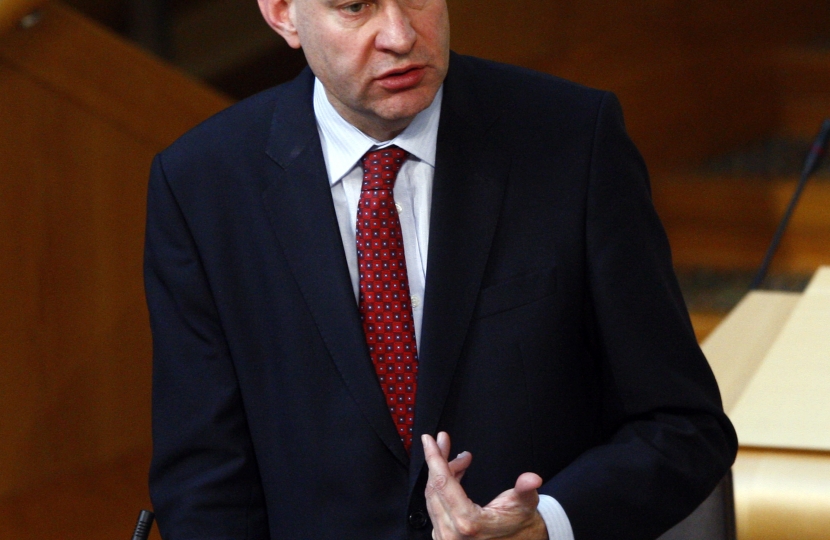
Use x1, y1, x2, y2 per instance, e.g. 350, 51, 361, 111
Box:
312, 77, 574, 540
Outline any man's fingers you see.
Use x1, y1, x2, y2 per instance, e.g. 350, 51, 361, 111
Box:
436, 431, 451, 461
505, 472, 543, 510
514, 472, 543, 494
448, 450, 472, 481
424, 433, 472, 482
423, 443, 545, 540
422, 434, 478, 519
422, 434, 452, 477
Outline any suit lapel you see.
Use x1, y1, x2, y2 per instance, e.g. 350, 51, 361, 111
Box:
260, 70, 410, 467
410, 55, 510, 487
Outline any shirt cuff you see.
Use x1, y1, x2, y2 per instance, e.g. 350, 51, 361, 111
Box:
537, 494, 575, 540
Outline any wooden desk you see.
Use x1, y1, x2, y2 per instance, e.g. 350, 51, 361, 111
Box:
702, 268, 830, 540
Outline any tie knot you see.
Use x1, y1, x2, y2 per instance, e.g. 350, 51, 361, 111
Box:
361, 146, 408, 191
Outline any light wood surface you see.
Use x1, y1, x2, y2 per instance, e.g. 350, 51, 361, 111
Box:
701, 291, 800, 413
700, 269, 830, 540
734, 448, 830, 540
730, 267, 830, 451
689, 311, 727, 343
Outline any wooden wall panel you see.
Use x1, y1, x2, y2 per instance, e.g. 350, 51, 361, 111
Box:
0, 60, 154, 495
0, 1, 231, 500
0, 1, 230, 147
447, 0, 830, 170
0, 0, 44, 34
653, 176, 830, 272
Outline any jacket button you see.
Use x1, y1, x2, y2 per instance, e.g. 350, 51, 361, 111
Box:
408, 510, 428, 529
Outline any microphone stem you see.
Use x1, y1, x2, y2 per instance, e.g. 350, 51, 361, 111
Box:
750, 119, 830, 289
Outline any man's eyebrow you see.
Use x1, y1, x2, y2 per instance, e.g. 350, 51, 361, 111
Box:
324, 0, 362, 6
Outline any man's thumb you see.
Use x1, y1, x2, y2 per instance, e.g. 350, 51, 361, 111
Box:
513, 472, 543, 497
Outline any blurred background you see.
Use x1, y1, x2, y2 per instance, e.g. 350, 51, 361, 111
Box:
1, 1, 829, 539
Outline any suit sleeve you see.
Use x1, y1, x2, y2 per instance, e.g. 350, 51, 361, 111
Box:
144, 154, 269, 540
540, 92, 738, 539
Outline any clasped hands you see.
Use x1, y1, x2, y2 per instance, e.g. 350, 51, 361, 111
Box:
421, 432, 548, 540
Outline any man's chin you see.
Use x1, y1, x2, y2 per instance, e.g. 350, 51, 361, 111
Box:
373, 87, 438, 124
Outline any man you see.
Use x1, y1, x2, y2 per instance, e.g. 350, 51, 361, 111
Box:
145, 0, 737, 538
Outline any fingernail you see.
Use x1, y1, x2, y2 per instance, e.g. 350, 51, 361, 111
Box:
456, 451, 468, 458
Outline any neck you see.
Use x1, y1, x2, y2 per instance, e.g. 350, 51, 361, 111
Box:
324, 91, 412, 142
339, 110, 412, 142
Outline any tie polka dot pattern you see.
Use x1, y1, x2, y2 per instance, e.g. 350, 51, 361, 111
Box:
356, 146, 418, 452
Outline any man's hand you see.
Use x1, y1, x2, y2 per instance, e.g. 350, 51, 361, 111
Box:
422, 432, 548, 540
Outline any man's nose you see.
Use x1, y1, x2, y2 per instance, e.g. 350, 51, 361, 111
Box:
375, 2, 417, 54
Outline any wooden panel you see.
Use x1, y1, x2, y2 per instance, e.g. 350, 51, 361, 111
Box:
701, 291, 800, 414
653, 175, 830, 272
0, 1, 231, 500
0, 0, 45, 35
734, 448, 830, 540
0, 446, 161, 540
699, 286, 830, 540
689, 311, 727, 343
730, 268, 830, 451
773, 48, 830, 137
447, 0, 830, 170
447, 0, 830, 68
0, 61, 155, 496
0, 2, 231, 148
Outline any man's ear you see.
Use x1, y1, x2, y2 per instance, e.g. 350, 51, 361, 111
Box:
258, 0, 301, 49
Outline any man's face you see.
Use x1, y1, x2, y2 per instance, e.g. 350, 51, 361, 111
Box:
277, 0, 449, 140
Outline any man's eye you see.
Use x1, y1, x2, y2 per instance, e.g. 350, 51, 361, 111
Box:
343, 3, 366, 14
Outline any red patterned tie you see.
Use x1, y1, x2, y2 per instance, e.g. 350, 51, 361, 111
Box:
357, 146, 418, 452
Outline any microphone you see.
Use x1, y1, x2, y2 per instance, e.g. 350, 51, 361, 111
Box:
131, 510, 155, 540
801, 119, 830, 178
749, 119, 830, 289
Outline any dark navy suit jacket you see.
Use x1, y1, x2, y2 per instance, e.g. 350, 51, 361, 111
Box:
145, 53, 737, 540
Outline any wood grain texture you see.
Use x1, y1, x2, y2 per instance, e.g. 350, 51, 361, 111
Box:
701, 284, 830, 539
0, 1, 230, 500
734, 448, 830, 540
447, 0, 830, 170
0, 2, 231, 148
0, 446, 161, 540
729, 268, 830, 451
653, 175, 830, 272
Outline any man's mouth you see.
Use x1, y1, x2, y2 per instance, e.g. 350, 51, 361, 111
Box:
375, 66, 426, 91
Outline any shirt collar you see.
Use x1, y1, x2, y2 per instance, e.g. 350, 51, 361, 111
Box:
313, 77, 442, 186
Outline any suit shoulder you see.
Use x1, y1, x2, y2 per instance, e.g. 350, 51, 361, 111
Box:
450, 54, 610, 119
157, 70, 312, 174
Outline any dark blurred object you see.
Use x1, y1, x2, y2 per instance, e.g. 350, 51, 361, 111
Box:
61, 0, 307, 99
658, 473, 736, 540
207, 44, 307, 100
131, 510, 154, 540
